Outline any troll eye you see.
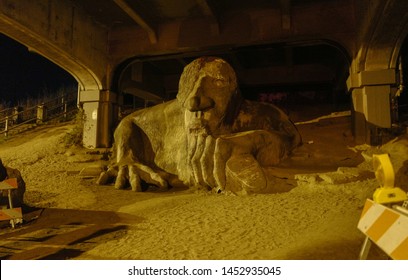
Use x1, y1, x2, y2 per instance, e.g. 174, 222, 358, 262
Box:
214, 78, 227, 87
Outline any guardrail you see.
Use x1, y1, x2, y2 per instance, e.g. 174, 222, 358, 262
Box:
0, 93, 78, 137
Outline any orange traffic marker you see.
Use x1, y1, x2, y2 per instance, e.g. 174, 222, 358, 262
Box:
0, 178, 18, 190
0, 207, 22, 221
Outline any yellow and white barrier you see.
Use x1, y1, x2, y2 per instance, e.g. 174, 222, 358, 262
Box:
372, 154, 408, 204
358, 199, 408, 260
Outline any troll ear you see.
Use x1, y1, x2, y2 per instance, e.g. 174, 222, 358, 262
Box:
222, 88, 243, 126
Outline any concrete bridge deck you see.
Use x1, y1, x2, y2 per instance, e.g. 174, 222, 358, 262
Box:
1, 0, 408, 147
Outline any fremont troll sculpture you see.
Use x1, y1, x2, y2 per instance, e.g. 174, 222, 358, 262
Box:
98, 57, 301, 194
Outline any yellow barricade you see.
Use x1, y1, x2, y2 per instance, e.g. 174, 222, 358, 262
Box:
358, 199, 408, 260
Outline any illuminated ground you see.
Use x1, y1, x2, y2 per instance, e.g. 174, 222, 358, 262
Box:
1, 113, 405, 260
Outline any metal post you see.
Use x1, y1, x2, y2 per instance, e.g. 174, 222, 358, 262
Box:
64, 100, 68, 121
359, 236, 372, 260
7, 189, 15, 229
4, 116, 8, 137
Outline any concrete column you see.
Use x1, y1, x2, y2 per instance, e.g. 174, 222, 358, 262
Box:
12, 106, 23, 124
347, 69, 396, 144
36, 104, 47, 124
350, 88, 366, 143
99, 90, 119, 148
78, 89, 118, 149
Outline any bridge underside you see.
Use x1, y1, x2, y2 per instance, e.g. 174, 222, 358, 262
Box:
1, 0, 408, 147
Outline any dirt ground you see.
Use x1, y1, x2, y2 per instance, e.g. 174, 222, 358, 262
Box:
0, 110, 406, 260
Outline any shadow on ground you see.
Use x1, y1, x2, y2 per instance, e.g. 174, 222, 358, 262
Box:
0, 206, 144, 260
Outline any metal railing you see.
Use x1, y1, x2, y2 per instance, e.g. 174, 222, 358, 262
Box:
0, 92, 78, 137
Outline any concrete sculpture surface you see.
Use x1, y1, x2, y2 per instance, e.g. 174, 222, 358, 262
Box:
98, 57, 301, 194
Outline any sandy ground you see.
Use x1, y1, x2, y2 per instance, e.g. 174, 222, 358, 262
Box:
0, 113, 407, 260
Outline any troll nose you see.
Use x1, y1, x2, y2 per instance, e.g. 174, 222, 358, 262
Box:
186, 96, 215, 112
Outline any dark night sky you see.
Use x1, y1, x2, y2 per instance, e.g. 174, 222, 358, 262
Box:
0, 33, 77, 105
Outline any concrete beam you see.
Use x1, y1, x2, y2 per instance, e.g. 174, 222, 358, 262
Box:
365, 0, 408, 70
196, 0, 219, 34
196, 0, 216, 18
279, 0, 291, 30
242, 64, 334, 85
122, 87, 163, 103
161, 63, 334, 91
108, 1, 355, 63
113, 0, 157, 44
347, 69, 396, 90
0, 0, 109, 91
351, 0, 408, 73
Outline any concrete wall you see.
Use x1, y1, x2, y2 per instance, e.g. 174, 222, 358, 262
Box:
0, 0, 114, 148
347, 0, 408, 143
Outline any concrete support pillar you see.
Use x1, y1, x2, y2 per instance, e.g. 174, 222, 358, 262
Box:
78, 89, 118, 149
347, 69, 396, 144
12, 106, 23, 124
36, 104, 47, 124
